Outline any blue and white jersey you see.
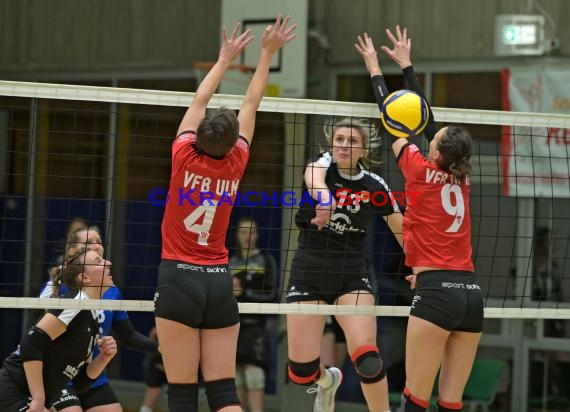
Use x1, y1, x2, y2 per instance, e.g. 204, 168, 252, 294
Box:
39, 279, 69, 299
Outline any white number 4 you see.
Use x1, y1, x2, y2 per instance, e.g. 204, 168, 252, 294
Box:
184, 201, 218, 245
440, 184, 464, 233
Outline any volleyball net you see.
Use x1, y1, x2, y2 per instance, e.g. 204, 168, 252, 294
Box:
1, 80, 570, 319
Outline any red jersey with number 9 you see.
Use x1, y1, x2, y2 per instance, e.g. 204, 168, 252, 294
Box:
161, 131, 250, 265
398, 144, 474, 271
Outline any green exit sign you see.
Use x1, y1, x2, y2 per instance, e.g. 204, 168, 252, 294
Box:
495, 15, 545, 56
502, 24, 537, 46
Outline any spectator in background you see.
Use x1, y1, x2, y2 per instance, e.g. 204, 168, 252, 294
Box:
320, 317, 347, 372
530, 226, 567, 403
532, 228, 563, 304
230, 216, 279, 412
139, 327, 167, 412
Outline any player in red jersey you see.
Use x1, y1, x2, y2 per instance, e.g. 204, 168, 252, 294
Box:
358, 27, 484, 412
154, 16, 296, 412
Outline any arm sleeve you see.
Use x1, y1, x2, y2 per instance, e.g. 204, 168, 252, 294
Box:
402, 66, 437, 142
371, 75, 390, 112
74, 366, 96, 393
111, 319, 159, 352
242, 254, 280, 303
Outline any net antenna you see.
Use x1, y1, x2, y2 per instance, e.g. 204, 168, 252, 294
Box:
192, 61, 256, 95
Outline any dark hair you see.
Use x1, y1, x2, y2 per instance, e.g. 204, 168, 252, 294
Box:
235, 216, 258, 258
196, 107, 239, 158
436, 125, 472, 184
48, 247, 89, 297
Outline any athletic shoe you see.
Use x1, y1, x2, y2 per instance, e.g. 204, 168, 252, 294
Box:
307, 367, 343, 412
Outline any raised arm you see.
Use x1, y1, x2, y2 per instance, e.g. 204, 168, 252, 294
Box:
177, 23, 253, 135
238, 14, 297, 143
355, 33, 389, 112
381, 25, 437, 144
305, 161, 337, 230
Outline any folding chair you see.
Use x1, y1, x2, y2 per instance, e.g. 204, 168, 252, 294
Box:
462, 358, 506, 412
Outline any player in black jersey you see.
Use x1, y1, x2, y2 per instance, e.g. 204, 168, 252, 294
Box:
0, 248, 117, 412
42, 226, 158, 412
285, 115, 403, 412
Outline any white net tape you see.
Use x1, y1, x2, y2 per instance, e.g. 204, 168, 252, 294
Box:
2, 80, 570, 319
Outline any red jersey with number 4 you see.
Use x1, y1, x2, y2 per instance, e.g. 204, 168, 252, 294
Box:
398, 144, 474, 271
161, 131, 250, 265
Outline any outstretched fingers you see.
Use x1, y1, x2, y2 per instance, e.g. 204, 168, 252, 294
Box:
395, 24, 404, 41
385, 28, 398, 46
284, 23, 298, 42
274, 13, 283, 30
355, 33, 376, 54
237, 28, 254, 48
230, 21, 241, 40
262, 14, 297, 49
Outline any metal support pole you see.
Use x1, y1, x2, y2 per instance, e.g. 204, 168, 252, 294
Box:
511, 197, 535, 412
22, 98, 38, 331
105, 79, 118, 259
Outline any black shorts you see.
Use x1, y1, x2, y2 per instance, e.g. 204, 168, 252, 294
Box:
324, 316, 346, 343
155, 259, 239, 329
0, 369, 80, 412
145, 354, 167, 388
286, 251, 373, 304
410, 270, 484, 333
50, 387, 81, 411
237, 324, 269, 368
79, 383, 118, 410
0, 369, 30, 412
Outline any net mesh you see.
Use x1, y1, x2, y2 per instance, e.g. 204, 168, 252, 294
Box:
1, 80, 570, 319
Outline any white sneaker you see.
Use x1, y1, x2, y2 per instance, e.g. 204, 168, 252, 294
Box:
307, 367, 343, 412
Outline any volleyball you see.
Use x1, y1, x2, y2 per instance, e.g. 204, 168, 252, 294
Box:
380, 89, 429, 138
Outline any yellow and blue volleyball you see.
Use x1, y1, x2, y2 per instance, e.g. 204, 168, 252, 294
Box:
380, 89, 429, 138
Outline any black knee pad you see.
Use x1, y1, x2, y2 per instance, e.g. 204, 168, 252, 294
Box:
350, 346, 385, 384
401, 387, 429, 412
167, 383, 199, 412
288, 358, 321, 386
204, 378, 240, 411
436, 399, 463, 411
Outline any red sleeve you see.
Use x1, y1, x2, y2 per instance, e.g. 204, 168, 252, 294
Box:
227, 135, 250, 173
397, 143, 428, 181
172, 130, 197, 162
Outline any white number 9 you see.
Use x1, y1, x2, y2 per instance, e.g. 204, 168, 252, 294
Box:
440, 184, 464, 233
